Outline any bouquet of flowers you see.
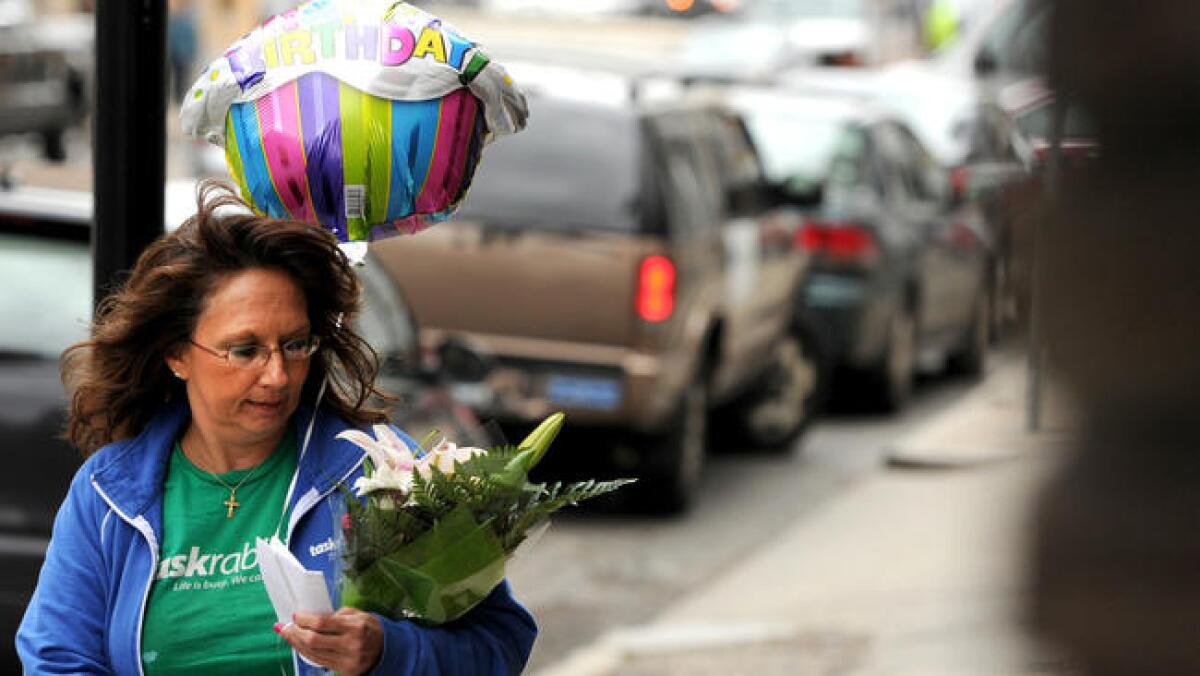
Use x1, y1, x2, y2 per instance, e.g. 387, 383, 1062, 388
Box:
336, 413, 632, 624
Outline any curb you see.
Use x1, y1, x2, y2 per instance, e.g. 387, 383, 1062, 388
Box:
883, 357, 1072, 470
884, 444, 1025, 470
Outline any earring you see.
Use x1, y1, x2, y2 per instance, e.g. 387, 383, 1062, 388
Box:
173, 371, 184, 380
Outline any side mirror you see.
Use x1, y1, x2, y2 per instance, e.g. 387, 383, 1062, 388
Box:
974, 48, 998, 77
437, 336, 493, 383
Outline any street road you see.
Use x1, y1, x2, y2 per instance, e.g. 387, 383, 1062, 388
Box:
509, 373, 978, 673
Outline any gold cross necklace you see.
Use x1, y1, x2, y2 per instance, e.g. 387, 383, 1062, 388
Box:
184, 441, 266, 518
207, 467, 263, 518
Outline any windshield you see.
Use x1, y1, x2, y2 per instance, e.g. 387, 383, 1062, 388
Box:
748, 0, 865, 20
455, 99, 641, 232
883, 91, 977, 165
680, 23, 786, 71
0, 232, 91, 358
742, 110, 863, 186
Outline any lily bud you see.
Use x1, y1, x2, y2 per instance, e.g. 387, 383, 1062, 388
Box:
517, 412, 565, 472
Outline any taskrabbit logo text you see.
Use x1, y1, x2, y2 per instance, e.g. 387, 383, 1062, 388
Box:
310, 537, 336, 558
157, 543, 259, 580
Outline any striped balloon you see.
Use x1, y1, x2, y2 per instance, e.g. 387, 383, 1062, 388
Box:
224, 71, 485, 243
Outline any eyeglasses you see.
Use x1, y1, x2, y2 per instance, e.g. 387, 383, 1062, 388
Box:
189, 335, 322, 370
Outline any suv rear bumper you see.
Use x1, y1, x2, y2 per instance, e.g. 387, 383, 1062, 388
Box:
434, 332, 685, 435
802, 271, 895, 370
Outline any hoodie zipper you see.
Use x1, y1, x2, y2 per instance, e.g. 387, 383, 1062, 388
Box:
91, 477, 157, 676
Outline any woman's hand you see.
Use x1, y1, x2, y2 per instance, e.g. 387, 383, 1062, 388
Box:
279, 607, 384, 675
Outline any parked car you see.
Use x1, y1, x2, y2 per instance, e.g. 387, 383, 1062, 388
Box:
372, 65, 818, 512
674, 0, 919, 83
960, 0, 1047, 81
724, 87, 992, 410
641, 0, 733, 19
0, 0, 88, 161
0, 187, 91, 673
996, 77, 1099, 172
476, 0, 646, 16
781, 65, 1028, 337
0, 179, 488, 670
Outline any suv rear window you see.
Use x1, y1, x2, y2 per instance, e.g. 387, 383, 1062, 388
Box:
455, 98, 641, 233
742, 110, 867, 190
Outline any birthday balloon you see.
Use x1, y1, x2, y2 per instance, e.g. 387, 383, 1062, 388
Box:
181, 0, 527, 244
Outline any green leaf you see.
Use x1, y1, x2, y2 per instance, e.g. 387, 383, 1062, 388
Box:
346, 505, 507, 624
338, 416, 638, 625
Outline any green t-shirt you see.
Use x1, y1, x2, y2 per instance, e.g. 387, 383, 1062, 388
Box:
142, 433, 299, 675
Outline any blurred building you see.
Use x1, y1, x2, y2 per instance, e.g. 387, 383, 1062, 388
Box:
32, 0, 265, 62
194, 0, 265, 60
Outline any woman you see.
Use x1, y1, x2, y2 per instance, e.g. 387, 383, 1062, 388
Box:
16, 183, 537, 675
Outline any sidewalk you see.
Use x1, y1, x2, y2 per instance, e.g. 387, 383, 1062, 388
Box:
536, 358, 1074, 676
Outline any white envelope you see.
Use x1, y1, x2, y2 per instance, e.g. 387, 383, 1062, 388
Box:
255, 536, 334, 623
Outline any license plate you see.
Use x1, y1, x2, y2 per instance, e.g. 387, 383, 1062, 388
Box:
545, 376, 622, 410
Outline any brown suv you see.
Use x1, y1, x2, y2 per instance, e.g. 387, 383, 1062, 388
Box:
373, 71, 818, 511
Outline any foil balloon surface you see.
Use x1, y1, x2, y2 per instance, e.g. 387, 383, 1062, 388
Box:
181, 0, 527, 245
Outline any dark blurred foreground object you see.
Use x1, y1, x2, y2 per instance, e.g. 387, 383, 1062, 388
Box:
1029, 1, 1200, 673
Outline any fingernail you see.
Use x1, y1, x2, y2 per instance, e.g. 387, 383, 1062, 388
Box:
273, 622, 283, 634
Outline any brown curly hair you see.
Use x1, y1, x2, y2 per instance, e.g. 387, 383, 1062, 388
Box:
64, 180, 390, 455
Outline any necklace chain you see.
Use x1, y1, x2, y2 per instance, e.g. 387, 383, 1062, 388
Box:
184, 442, 267, 519
208, 466, 263, 518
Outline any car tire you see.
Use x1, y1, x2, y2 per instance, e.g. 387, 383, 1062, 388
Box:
732, 329, 823, 450
41, 129, 66, 163
948, 290, 989, 379
871, 306, 916, 412
632, 376, 708, 515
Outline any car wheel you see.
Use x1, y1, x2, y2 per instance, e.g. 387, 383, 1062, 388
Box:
872, 306, 916, 412
633, 377, 708, 514
41, 129, 67, 163
949, 290, 990, 379
735, 330, 822, 450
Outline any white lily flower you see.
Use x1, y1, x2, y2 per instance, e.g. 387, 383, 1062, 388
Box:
340, 425, 421, 496
417, 439, 487, 478
352, 462, 415, 497
339, 426, 417, 471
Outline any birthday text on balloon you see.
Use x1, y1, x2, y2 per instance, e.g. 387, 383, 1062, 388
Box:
226, 23, 474, 90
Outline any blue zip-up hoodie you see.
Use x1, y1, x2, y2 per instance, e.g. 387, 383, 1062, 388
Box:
16, 401, 537, 675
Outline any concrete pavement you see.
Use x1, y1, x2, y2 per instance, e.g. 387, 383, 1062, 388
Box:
535, 356, 1075, 676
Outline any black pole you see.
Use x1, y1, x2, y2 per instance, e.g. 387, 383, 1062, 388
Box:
92, 0, 167, 306
1026, 91, 1067, 432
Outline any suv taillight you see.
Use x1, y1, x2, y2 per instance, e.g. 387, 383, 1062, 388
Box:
637, 255, 675, 323
949, 165, 971, 198
797, 221, 879, 264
